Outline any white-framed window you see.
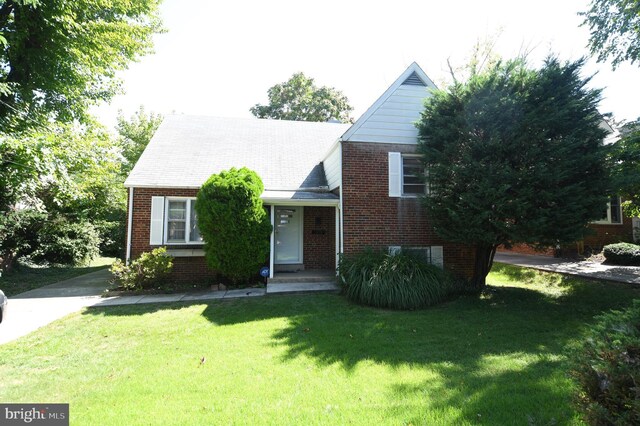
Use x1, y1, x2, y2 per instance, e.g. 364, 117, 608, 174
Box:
402, 156, 426, 196
594, 196, 623, 225
165, 198, 203, 244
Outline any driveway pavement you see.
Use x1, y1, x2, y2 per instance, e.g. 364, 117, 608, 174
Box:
0, 269, 113, 345
494, 251, 640, 284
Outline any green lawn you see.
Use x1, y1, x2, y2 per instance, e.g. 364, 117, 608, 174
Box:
0, 257, 114, 296
1, 263, 638, 425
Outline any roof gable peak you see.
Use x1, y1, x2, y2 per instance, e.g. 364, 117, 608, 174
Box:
341, 62, 437, 143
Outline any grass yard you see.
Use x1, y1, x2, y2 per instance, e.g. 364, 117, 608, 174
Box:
1, 263, 639, 425
0, 257, 114, 296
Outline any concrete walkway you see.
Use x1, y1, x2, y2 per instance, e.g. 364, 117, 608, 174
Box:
494, 251, 640, 284
0, 269, 339, 345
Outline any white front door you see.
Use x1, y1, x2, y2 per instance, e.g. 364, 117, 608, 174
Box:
275, 207, 303, 264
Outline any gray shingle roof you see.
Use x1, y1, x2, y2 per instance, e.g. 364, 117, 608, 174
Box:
124, 115, 351, 190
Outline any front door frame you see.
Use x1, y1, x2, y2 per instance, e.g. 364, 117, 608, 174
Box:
266, 201, 340, 279
273, 206, 304, 266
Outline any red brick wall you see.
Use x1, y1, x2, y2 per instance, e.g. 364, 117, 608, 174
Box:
303, 206, 336, 270
583, 215, 634, 248
127, 189, 339, 281
497, 216, 634, 257
127, 187, 216, 283
341, 142, 475, 279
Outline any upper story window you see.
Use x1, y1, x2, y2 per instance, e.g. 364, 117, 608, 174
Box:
402, 156, 427, 196
166, 198, 203, 244
594, 196, 623, 225
388, 152, 427, 198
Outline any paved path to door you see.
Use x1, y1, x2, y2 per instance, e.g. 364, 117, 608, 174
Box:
494, 252, 640, 284
0, 270, 338, 345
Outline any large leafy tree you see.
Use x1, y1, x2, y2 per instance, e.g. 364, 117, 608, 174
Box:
417, 57, 609, 292
0, 0, 162, 268
0, 122, 126, 268
0, 0, 163, 131
116, 106, 164, 176
195, 168, 272, 284
581, 0, 640, 68
250, 72, 353, 123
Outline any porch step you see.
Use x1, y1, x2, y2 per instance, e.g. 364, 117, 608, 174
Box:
269, 276, 336, 284
266, 281, 340, 295
269, 270, 336, 284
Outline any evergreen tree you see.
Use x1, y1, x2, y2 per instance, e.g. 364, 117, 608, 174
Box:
195, 168, 272, 284
417, 57, 609, 292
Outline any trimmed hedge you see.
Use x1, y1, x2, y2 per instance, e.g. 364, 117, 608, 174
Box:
195, 167, 271, 285
338, 249, 454, 310
603, 243, 640, 266
569, 300, 640, 425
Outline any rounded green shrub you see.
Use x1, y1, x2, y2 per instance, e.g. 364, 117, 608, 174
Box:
31, 217, 100, 265
195, 167, 272, 285
603, 242, 640, 266
95, 217, 126, 258
569, 300, 640, 425
111, 247, 173, 291
338, 249, 454, 310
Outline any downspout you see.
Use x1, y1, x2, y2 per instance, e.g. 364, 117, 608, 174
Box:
339, 140, 344, 255
269, 205, 275, 279
125, 187, 134, 265
339, 186, 344, 254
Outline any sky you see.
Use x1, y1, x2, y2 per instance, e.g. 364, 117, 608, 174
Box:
93, 0, 640, 129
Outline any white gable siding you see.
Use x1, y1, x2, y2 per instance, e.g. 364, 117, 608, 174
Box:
346, 85, 431, 144
324, 143, 342, 190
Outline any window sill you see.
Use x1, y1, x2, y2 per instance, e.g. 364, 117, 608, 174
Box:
165, 248, 205, 257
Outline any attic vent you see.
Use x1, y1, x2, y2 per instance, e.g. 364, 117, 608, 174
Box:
402, 71, 426, 86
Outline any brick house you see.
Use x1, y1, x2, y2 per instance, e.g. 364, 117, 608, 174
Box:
498, 120, 636, 257
124, 62, 475, 282
500, 197, 636, 257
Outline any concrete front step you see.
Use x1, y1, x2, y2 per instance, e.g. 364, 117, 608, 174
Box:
269, 269, 336, 284
266, 281, 340, 295
269, 275, 336, 284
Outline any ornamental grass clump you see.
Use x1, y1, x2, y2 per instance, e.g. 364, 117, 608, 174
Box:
569, 300, 640, 425
338, 249, 454, 310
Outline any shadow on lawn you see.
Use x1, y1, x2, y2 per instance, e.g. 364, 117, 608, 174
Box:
491, 262, 540, 282
83, 277, 640, 424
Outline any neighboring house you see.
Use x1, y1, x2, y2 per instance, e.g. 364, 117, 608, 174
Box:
124, 62, 476, 282
499, 121, 636, 257
501, 197, 635, 257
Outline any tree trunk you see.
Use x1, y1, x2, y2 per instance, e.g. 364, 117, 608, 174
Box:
0, 251, 17, 273
468, 243, 498, 294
